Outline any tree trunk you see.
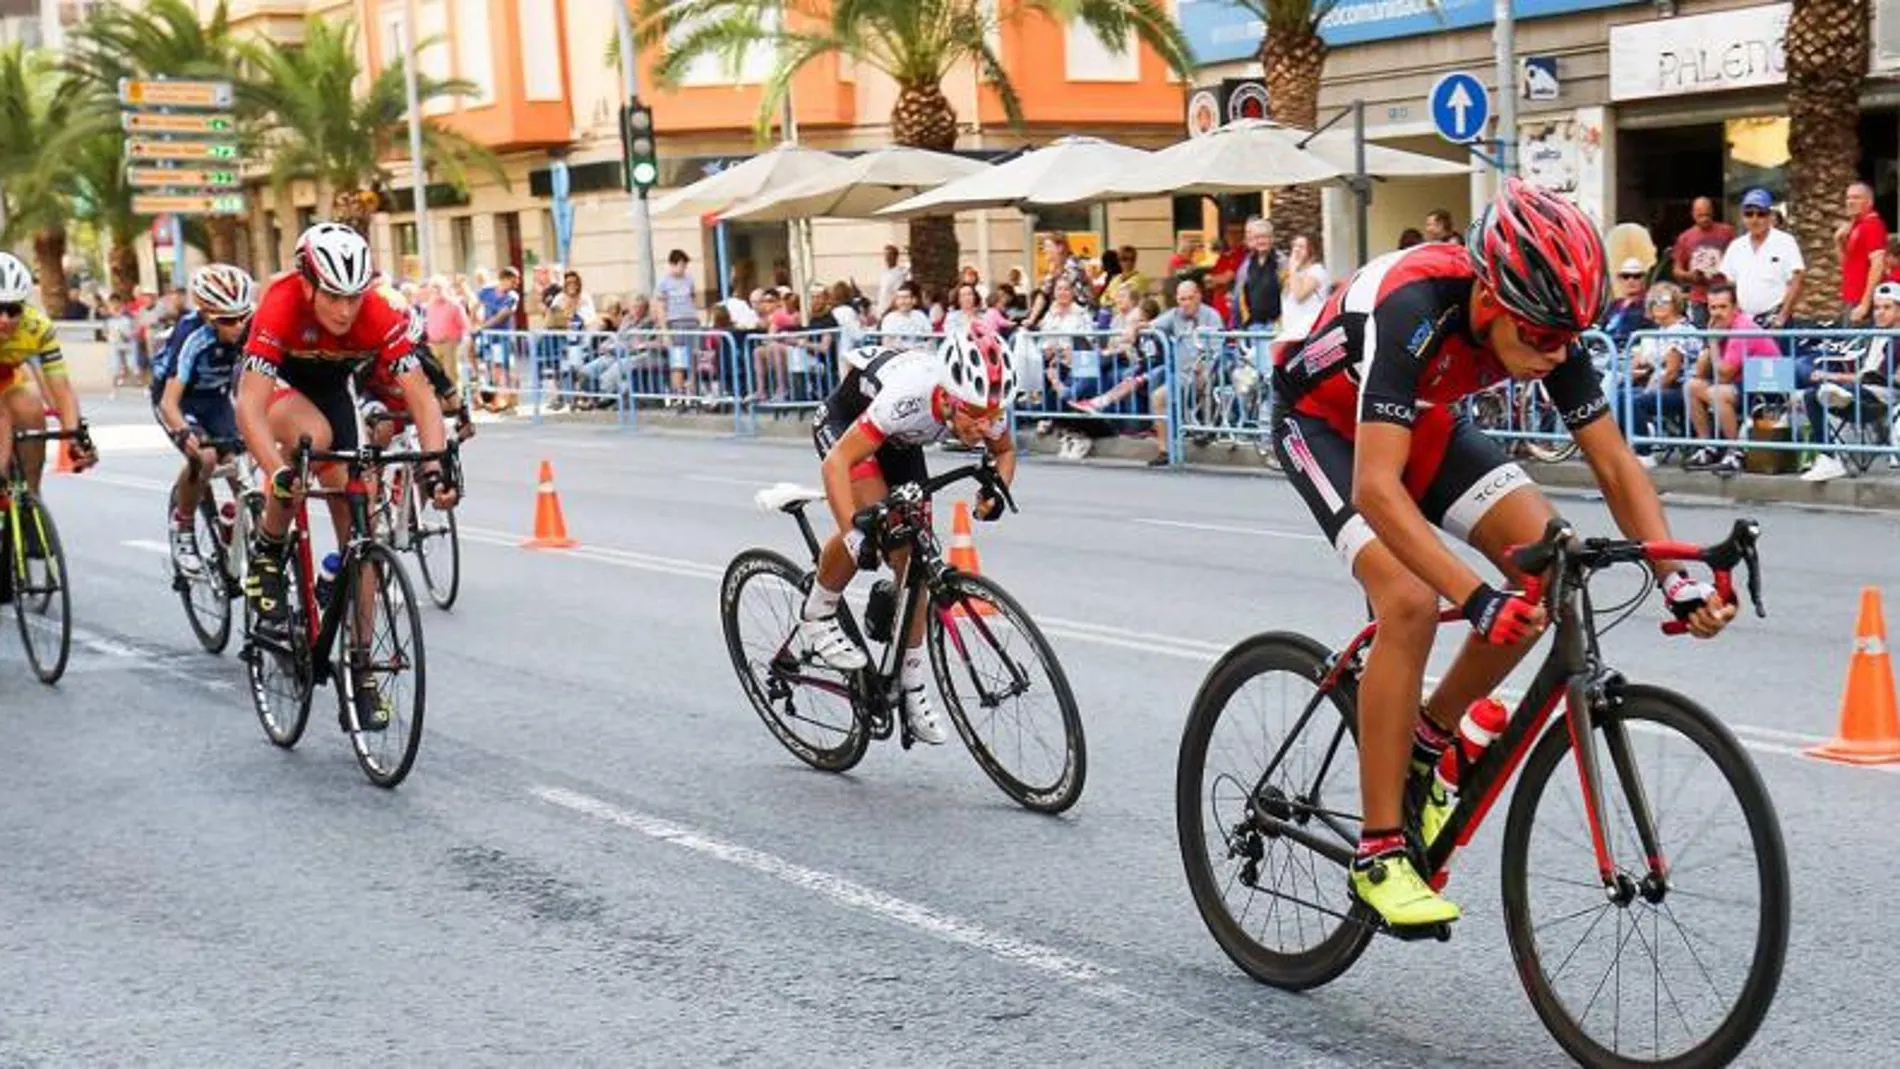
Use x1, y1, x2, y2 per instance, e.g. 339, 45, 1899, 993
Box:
109, 236, 140, 301
32, 226, 67, 314
1261, 22, 1328, 251
1786, 0, 1870, 321
207, 215, 240, 264
892, 81, 960, 298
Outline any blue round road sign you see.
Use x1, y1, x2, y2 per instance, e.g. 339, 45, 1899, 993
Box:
1429, 71, 1490, 144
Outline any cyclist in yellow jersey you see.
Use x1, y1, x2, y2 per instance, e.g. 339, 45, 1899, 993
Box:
0, 253, 96, 494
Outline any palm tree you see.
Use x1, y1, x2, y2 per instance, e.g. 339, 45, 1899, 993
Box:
1786, 0, 1871, 320
68, 127, 145, 300
66, 0, 260, 265
0, 44, 95, 310
248, 17, 506, 238
1223, 0, 1335, 246
640, 0, 1196, 293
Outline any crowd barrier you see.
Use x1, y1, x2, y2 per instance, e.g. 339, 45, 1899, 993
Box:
465, 321, 1900, 476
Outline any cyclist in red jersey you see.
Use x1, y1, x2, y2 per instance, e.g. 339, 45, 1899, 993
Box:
237, 223, 459, 646
1269, 179, 1737, 930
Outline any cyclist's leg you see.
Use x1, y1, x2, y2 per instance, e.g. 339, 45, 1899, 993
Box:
878, 443, 946, 743
3, 376, 48, 494
257, 386, 335, 541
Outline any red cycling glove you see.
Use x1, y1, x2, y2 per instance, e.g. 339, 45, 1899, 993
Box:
1461, 583, 1541, 644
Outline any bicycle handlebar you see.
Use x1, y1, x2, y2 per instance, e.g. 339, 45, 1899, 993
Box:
851, 450, 1016, 549
13, 419, 93, 454
1511, 518, 1765, 636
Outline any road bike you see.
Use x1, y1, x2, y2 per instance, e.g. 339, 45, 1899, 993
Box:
239, 435, 444, 788
720, 453, 1087, 813
1176, 518, 1787, 1067
1467, 376, 1579, 464
1, 422, 89, 683
364, 410, 464, 611
168, 437, 260, 655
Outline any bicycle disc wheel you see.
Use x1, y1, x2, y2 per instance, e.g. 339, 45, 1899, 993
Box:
410, 478, 461, 610
243, 544, 313, 748
12, 495, 71, 685
179, 495, 233, 655
1501, 684, 1789, 1068
336, 542, 427, 788
927, 571, 1085, 814
1175, 632, 1374, 991
719, 548, 869, 773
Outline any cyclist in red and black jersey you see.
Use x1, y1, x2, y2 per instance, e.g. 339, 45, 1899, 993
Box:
237, 223, 459, 645
1269, 178, 1738, 930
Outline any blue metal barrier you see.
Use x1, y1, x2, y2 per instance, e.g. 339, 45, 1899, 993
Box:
743, 327, 843, 426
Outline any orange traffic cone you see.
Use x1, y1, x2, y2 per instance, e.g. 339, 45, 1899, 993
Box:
1807, 587, 1900, 765
946, 501, 994, 617
522, 460, 578, 550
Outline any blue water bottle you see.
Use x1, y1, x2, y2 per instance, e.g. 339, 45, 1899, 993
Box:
314, 552, 341, 608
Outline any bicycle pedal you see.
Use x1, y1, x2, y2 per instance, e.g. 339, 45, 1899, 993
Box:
1384, 920, 1453, 944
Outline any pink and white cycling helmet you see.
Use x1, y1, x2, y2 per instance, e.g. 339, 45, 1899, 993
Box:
938, 319, 1015, 411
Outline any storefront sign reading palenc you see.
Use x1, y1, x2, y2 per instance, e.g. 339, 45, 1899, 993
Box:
1608, 2, 1788, 101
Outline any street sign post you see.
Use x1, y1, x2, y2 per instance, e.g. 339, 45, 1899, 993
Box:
119, 78, 234, 109
121, 112, 237, 136
1429, 71, 1490, 145
132, 194, 247, 215
118, 76, 248, 283
127, 137, 240, 162
129, 167, 242, 190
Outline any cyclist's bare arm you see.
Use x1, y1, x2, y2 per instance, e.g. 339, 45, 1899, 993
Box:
819, 424, 880, 534
0, 405, 12, 472
158, 377, 193, 439
235, 368, 285, 477
39, 359, 80, 432
394, 363, 458, 507
1353, 422, 1492, 602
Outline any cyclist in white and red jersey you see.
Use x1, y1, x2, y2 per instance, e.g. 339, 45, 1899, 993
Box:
800, 321, 1019, 744
1270, 178, 1736, 929
237, 223, 458, 655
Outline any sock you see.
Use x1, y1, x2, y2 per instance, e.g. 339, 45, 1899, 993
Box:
900, 646, 925, 687
803, 582, 842, 620
173, 507, 192, 526
1412, 713, 1454, 771
1355, 828, 1406, 867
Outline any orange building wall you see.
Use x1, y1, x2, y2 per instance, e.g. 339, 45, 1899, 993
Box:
365, 0, 574, 152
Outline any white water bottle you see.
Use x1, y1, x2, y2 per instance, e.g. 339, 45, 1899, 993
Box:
314, 552, 341, 608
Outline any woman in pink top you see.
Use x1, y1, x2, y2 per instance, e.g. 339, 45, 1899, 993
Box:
423, 277, 473, 385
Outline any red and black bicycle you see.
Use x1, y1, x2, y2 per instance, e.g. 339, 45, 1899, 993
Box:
1176, 518, 1787, 1068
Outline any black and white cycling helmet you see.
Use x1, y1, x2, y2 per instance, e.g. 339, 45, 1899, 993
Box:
0, 252, 35, 303
295, 221, 374, 297
190, 263, 258, 318
938, 319, 1015, 411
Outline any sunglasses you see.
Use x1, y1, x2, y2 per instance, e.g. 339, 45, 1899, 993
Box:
210, 313, 252, 326
1742, 208, 1769, 217
1513, 317, 1577, 353
1618, 273, 1644, 280
0, 302, 23, 319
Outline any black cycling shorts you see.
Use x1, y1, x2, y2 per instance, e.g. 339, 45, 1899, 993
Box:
271, 367, 359, 454
1272, 407, 1531, 572
811, 382, 927, 489
159, 396, 239, 456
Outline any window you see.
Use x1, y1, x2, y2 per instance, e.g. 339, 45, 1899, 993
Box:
452, 215, 475, 275
454, 0, 495, 105
674, 8, 778, 87
418, 0, 451, 116
297, 206, 316, 232
518, 0, 563, 101
1064, 22, 1138, 82
395, 221, 420, 257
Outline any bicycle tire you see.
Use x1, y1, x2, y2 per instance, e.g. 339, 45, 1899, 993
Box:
1175, 631, 1374, 991
1500, 684, 1789, 1069
927, 571, 1085, 814
719, 548, 869, 773
179, 493, 233, 655
410, 475, 461, 610
243, 544, 313, 749
12, 494, 71, 685
1518, 381, 1580, 464
338, 541, 428, 788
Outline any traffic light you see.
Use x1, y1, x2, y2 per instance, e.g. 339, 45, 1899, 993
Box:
622, 99, 658, 193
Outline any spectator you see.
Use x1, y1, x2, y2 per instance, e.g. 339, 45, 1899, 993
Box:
943, 282, 984, 338
874, 245, 908, 316
1686, 283, 1780, 473
102, 294, 136, 389
1107, 245, 1148, 302
956, 264, 985, 300
1671, 195, 1735, 322
982, 287, 1015, 337
1883, 234, 1900, 287
1423, 208, 1459, 243
543, 269, 595, 410
1397, 228, 1425, 250
878, 282, 933, 347
654, 249, 701, 399
747, 289, 792, 402
1038, 275, 1101, 453
1079, 281, 1223, 465
1835, 180, 1889, 324
577, 294, 626, 405
475, 266, 522, 412
1721, 188, 1804, 328
1621, 281, 1699, 467
922, 285, 947, 332
1204, 219, 1248, 323
422, 276, 472, 390
1028, 232, 1096, 329
1091, 249, 1121, 303
1232, 217, 1283, 333
1278, 233, 1331, 343
1599, 258, 1654, 351
1799, 281, 1900, 482
826, 280, 864, 353
532, 263, 560, 320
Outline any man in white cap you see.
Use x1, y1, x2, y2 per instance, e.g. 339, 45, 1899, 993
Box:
1721, 188, 1804, 329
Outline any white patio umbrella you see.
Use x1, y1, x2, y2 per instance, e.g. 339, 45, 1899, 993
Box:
877, 136, 1156, 217
1099, 119, 1342, 198
717, 146, 990, 223
1302, 130, 1471, 178
649, 142, 846, 216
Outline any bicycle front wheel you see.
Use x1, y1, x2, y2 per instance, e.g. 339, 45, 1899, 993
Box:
927, 571, 1085, 814
1175, 632, 1373, 991
410, 478, 461, 610
719, 548, 869, 773
336, 542, 427, 788
178, 493, 233, 655
12, 494, 72, 685
1501, 684, 1789, 1069
243, 542, 313, 748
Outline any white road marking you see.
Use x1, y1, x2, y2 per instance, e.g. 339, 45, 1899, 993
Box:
68, 626, 235, 692
74, 471, 172, 493
534, 786, 1116, 983
123, 539, 170, 555
1132, 517, 1327, 542
681, 473, 771, 488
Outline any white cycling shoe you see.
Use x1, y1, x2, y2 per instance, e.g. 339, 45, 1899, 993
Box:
902, 682, 948, 745
798, 614, 868, 671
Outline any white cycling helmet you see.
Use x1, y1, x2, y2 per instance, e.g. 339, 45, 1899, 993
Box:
190, 263, 257, 318
295, 221, 374, 297
0, 253, 35, 303
938, 319, 1015, 411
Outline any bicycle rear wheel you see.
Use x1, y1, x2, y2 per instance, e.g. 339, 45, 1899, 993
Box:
409, 476, 460, 610
1517, 380, 1580, 464
336, 542, 427, 788
927, 571, 1085, 813
176, 492, 233, 655
12, 494, 71, 685
243, 543, 313, 748
1175, 632, 1373, 990
1501, 684, 1789, 1068
719, 548, 869, 773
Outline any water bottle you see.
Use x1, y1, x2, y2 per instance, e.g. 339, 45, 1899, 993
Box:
864, 579, 897, 644
217, 501, 238, 546
314, 552, 341, 609
1435, 697, 1510, 848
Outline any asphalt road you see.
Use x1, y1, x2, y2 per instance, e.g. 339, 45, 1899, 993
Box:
3, 395, 1897, 1067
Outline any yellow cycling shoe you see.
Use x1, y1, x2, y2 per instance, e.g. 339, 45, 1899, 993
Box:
1351, 850, 1462, 929
1406, 762, 1455, 852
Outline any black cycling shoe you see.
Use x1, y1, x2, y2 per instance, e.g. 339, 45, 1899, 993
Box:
245, 545, 290, 625
347, 663, 392, 733
23, 519, 45, 561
